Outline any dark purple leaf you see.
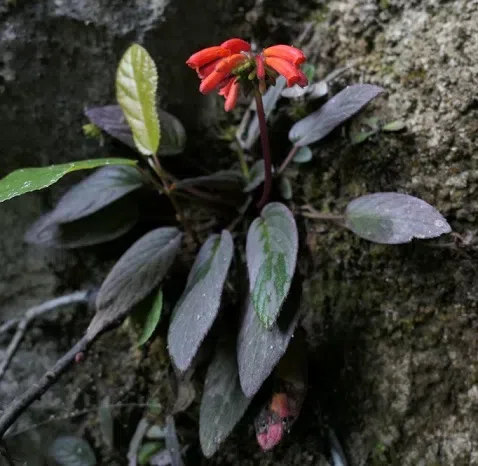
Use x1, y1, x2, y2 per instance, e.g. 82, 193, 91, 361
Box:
84, 105, 186, 156
288, 84, 385, 146
246, 203, 298, 328
24, 197, 139, 249
345, 192, 451, 244
51, 166, 143, 223
85, 105, 135, 149
168, 231, 233, 371
237, 290, 300, 398
88, 227, 182, 337
255, 331, 308, 451
175, 170, 244, 191
200, 344, 251, 458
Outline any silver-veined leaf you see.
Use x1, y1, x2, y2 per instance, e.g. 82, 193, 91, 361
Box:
246, 203, 298, 328
237, 292, 300, 397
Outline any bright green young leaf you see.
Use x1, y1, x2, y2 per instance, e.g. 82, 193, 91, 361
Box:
0, 158, 136, 203
138, 442, 162, 465
116, 44, 160, 156
137, 289, 163, 346
382, 120, 406, 132
246, 203, 299, 329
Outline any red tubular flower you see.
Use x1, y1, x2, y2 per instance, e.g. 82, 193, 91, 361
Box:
263, 45, 306, 66
224, 80, 240, 112
263, 56, 303, 87
215, 54, 248, 73
255, 55, 266, 80
186, 46, 230, 70
186, 39, 308, 112
220, 38, 251, 54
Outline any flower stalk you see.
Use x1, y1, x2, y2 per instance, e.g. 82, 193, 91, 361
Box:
254, 88, 272, 209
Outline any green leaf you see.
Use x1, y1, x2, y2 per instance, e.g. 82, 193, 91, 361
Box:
49, 436, 96, 466
302, 63, 316, 82
168, 231, 233, 371
243, 160, 274, 193
0, 158, 136, 203
382, 120, 406, 132
345, 192, 451, 244
116, 44, 160, 156
138, 442, 162, 465
350, 130, 377, 145
88, 227, 182, 338
246, 203, 298, 328
200, 343, 251, 458
279, 177, 292, 200
292, 146, 313, 163
137, 289, 163, 346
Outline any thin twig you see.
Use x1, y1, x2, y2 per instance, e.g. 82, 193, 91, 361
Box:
301, 205, 345, 222
0, 333, 94, 438
277, 145, 299, 175
0, 291, 89, 382
0, 320, 18, 336
6, 403, 161, 439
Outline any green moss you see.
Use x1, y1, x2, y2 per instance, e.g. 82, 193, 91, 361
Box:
308, 5, 330, 23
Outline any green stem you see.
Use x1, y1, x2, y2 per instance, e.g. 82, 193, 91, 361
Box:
235, 143, 250, 179
254, 88, 272, 210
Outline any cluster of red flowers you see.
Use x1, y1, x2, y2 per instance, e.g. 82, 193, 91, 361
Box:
186, 38, 307, 112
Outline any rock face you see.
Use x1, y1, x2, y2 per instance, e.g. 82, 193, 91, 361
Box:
0, 0, 245, 461
1, 0, 478, 464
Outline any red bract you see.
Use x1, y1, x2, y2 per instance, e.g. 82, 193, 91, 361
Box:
186, 39, 308, 112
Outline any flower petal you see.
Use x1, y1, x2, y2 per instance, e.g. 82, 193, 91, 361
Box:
224, 80, 240, 112
221, 38, 251, 54
186, 46, 230, 69
199, 69, 229, 94
215, 54, 248, 73
197, 58, 221, 79
218, 77, 235, 97
264, 57, 301, 87
296, 69, 308, 87
255, 55, 266, 79
263, 45, 306, 67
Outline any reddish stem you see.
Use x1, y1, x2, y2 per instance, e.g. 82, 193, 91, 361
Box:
255, 88, 272, 210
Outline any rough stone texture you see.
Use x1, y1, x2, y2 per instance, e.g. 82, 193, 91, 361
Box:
211, 0, 478, 464
1, 0, 478, 464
